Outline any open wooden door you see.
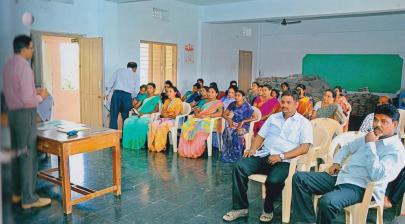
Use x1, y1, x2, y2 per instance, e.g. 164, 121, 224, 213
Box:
79, 37, 103, 127
238, 50, 253, 92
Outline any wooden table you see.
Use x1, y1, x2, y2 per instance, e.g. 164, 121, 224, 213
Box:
36, 122, 121, 215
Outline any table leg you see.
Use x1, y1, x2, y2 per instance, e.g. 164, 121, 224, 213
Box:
112, 142, 121, 196
60, 147, 72, 214
58, 156, 61, 178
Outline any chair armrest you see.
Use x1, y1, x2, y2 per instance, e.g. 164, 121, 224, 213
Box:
209, 117, 223, 133
174, 114, 189, 127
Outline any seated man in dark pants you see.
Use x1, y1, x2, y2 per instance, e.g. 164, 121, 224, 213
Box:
291, 104, 405, 224
223, 91, 313, 222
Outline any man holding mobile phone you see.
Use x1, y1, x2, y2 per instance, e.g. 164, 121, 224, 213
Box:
223, 90, 313, 223
291, 104, 405, 224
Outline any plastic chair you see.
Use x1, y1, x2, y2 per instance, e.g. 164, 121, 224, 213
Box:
247, 124, 323, 223
314, 131, 366, 211
325, 131, 366, 164
244, 106, 262, 150
310, 118, 343, 169
169, 102, 191, 153
401, 192, 405, 215
206, 117, 224, 156
398, 109, 405, 144
314, 164, 383, 224
248, 147, 315, 223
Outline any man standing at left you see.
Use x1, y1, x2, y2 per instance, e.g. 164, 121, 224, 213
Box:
3, 35, 51, 209
106, 62, 139, 129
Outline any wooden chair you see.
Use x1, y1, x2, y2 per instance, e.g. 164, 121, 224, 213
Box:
244, 106, 262, 151
248, 123, 324, 223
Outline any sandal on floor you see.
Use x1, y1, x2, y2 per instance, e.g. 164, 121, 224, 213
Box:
223, 209, 248, 222
259, 211, 273, 222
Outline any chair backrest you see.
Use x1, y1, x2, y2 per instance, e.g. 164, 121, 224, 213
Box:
300, 124, 329, 169
398, 109, 405, 137
327, 131, 366, 163
311, 118, 342, 140
182, 102, 191, 116
312, 124, 330, 150
248, 106, 262, 134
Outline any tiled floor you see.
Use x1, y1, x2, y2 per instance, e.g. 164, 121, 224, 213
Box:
9, 146, 400, 224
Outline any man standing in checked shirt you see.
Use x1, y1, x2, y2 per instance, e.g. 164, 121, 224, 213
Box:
106, 62, 140, 129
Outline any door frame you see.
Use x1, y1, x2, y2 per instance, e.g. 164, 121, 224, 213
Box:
238, 50, 253, 92
31, 30, 84, 87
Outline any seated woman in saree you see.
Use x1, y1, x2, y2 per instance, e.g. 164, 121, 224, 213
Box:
122, 83, 160, 150
334, 86, 351, 131
221, 86, 237, 110
246, 81, 259, 105
296, 84, 313, 119
253, 84, 280, 135
221, 90, 257, 163
182, 83, 201, 103
311, 89, 347, 125
161, 80, 181, 102
190, 86, 209, 109
178, 86, 223, 158
148, 86, 183, 152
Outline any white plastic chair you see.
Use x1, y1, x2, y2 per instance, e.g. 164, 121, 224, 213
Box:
170, 102, 191, 153
206, 117, 224, 156
248, 147, 315, 223
401, 192, 405, 214
398, 109, 405, 144
314, 164, 384, 224
244, 106, 262, 150
310, 118, 342, 169
314, 131, 366, 211
325, 131, 366, 164
248, 123, 327, 223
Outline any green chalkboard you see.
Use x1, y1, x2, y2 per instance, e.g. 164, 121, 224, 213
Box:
302, 54, 403, 93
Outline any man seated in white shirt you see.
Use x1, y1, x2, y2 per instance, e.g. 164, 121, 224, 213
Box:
291, 104, 405, 224
223, 91, 313, 223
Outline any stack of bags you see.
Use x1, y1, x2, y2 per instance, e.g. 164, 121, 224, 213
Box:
256, 74, 379, 116
346, 93, 379, 116
255, 74, 331, 103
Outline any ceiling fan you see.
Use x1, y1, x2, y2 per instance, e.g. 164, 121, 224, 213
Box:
266, 18, 302, 26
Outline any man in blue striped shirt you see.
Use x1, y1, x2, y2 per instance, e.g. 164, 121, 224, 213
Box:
106, 62, 140, 129
292, 104, 405, 224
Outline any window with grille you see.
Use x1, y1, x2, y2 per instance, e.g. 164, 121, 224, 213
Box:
139, 41, 177, 92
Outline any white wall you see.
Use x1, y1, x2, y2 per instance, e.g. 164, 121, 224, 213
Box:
257, 13, 405, 88
0, 0, 119, 91
116, 0, 201, 94
200, 23, 259, 91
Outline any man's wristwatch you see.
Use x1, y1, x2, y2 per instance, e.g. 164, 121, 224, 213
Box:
279, 153, 285, 160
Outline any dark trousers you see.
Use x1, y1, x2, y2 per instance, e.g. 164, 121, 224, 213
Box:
109, 90, 132, 129
232, 156, 290, 213
8, 108, 39, 204
386, 167, 405, 205
292, 172, 365, 224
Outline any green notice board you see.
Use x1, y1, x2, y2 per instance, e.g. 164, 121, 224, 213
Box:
302, 54, 403, 93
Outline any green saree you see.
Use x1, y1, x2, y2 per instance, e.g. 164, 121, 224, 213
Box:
123, 95, 161, 149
